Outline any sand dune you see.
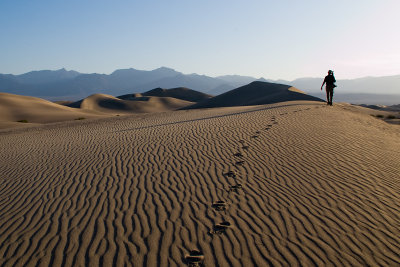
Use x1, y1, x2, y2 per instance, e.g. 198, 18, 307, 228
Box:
184, 81, 323, 109
70, 93, 194, 114
0, 100, 399, 266
0, 92, 106, 129
142, 87, 212, 102
118, 87, 212, 103
0, 82, 321, 129
339, 103, 400, 125
117, 93, 144, 100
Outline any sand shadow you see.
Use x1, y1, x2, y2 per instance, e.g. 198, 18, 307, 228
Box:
184, 250, 204, 266
224, 171, 236, 178
209, 221, 232, 235
212, 201, 227, 211
229, 184, 243, 192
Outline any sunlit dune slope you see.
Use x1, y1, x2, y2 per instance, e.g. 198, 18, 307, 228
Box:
0, 92, 105, 128
70, 93, 194, 113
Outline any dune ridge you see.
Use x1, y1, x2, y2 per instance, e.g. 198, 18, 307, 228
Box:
0, 101, 399, 266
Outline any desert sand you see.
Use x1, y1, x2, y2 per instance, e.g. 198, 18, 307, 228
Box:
0, 93, 108, 129
0, 99, 399, 266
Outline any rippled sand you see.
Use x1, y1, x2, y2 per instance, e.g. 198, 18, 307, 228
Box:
0, 101, 399, 266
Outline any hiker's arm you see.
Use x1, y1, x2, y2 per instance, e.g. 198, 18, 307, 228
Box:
321, 81, 325, 90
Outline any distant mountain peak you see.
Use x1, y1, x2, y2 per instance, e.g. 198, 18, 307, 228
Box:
110, 68, 138, 75
152, 67, 180, 75
154, 66, 175, 71
13, 68, 81, 85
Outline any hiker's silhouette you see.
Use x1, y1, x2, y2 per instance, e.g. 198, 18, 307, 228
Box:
321, 70, 336, 105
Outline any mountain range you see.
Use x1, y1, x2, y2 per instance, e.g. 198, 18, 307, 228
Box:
1, 67, 399, 104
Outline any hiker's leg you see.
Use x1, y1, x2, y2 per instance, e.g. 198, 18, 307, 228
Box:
329, 90, 333, 104
325, 89, 329, 104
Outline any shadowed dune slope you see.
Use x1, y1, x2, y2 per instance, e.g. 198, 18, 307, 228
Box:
0, 101, 399, 266
0, 92, 105, 128
118, 87, 212, 102
142, 87, 213, 102
116, 93, 144, 100
70, 93, 194, 113
184, 81, 323, 109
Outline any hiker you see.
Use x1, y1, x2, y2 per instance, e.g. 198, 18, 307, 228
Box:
321, 70, 336, 105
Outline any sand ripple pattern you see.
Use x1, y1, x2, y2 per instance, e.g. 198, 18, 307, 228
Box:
0, 102, 399, 266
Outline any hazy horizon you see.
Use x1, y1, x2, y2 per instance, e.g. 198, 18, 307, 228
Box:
2, 66, 400, 82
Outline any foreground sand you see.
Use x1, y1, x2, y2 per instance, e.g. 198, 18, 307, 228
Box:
0, 101, 399, 266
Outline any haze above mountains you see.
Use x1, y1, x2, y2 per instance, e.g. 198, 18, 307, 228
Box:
1, 67, 399, 105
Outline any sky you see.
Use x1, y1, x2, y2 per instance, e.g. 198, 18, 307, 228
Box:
1, 0, 399, 80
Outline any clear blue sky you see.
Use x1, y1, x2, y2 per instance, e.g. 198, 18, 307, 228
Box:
1, 0, 399, 80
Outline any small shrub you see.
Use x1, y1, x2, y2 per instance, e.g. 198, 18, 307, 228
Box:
376, 114, 384, 118
17, 119, 28, 123
75, 117, 85, 120
386, 115, 396, 119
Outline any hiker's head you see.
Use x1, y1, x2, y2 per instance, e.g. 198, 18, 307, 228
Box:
328, 70, 333, 75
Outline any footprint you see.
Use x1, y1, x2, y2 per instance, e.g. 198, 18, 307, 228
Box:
242, 145, 249, 150
251, 135, 258, 139
210, 221, 232, 235
239, 140, 246, 144
255, 131, 260, 134
235, 160, 245, 166
234, 152, 243, 157
212, 201, 227, 211
224, 171, 236, 178
229, 183, 243, 192
185, 250, 204, 266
